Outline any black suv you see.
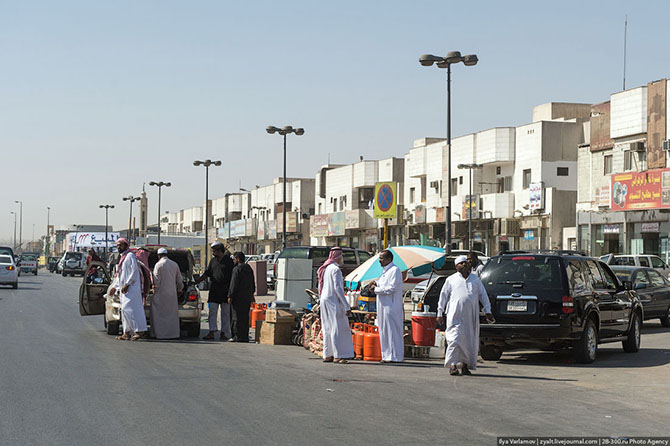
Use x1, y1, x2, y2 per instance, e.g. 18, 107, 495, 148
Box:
478, 251, 643, 363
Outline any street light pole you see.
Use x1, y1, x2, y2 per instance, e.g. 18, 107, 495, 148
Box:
14, 200, 22, 252
10, 212, 17, 251
266, 125, 305, 250
194, 160, 221, 270
122, 196, 139, 245
149, 181, 171, 245
419, 51, 478, 254
458, 163, 483, 251
46, 207, 50, 257
99, 205, 114, 260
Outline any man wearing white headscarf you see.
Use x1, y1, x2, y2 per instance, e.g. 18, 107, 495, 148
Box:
370, 249, 404, 363
109, 238, 147, 341
150, 247, 183, 339
437, 255, 494, 375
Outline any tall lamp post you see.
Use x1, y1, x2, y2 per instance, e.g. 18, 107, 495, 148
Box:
266, 125, 305, 250
10, 212, 17, 251
99, 204, 114, 260
46, 207, 50, 257
193, 160, 221, 270
148, 181, 171, 245
457, 163, 483, 251
419, 51, 478, 254
14, 200, 22, 252
122, 196, 139, 245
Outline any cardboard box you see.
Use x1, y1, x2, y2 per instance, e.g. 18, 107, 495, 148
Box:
265, 309, 297, 324
260, 321, 294, 345
357, 296, 376, 312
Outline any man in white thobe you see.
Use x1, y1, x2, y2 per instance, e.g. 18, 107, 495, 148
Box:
467, 251, 485, 277
109, 238, 147, 341
437, 255, 494, 375
370, 250, 404, 363
318, 248, 354, 362
150, 247, 183, 339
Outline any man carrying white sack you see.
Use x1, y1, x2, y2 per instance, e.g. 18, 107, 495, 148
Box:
436, 255, 494, 375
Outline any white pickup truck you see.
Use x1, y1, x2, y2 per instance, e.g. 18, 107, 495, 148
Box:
19, 254, 38, 276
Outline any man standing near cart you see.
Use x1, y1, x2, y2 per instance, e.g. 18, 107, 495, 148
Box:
196, 242, 233, 340
369, 249, 404, 363
436, 255, 494, 376
228, 252, 255, 343
109, 238, 147, 341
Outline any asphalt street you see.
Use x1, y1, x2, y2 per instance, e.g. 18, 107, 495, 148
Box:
1, 272, 669, 445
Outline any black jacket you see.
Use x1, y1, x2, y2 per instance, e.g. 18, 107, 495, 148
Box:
204, 255, 234, 303
228, 263, 255, 305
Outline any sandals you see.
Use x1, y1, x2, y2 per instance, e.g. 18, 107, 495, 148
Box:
336, 359, 349, 364
115, 334, 130, 341
449, 366, 460, 376
129, 334, 142, 341
323, 357, 334, 363
461, 365, 472, 376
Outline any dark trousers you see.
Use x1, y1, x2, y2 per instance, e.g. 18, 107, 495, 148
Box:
233, 301, 252, 342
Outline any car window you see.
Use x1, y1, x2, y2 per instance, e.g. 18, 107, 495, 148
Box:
481, 256, 563, 289
342, 250, 357, 265
566, 260, 588, 294
613, 270, 632, 282
312, 248, 330, 263
613, 256, 635, 266
633, 271, 650, 287
597, 262, 618, 290
584, 260, 605, 289
639, 257, 650, 267
0, 255, 12, 264
651, 256, 667, 269
278, 247, 310, 259
358, 251, 372, 263
647, 270, 667, 287
22, 255, 36, 261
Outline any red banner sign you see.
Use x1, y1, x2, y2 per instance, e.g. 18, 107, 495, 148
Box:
611, 168, 670, 210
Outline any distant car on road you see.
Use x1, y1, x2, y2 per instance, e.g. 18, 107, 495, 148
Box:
601, 254, 670, 278
0, 246, 16, 262
0, 254, 19, 289
62, 251, 87, 277
47, 256, 60, 273
610, 266, 670, 327
19, 254, 38, 276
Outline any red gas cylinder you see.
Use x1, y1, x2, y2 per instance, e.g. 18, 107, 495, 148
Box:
411, 311, 437, 346
251, 304, 267, 329
363, 326, 381, 361
249, 303, 256, 326
352, 323, 366, 359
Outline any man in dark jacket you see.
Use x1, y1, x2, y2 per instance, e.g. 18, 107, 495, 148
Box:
227, 252, 256, 342
196, 242, 234, 340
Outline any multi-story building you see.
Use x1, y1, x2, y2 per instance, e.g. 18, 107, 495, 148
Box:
311, 157, 404, 251
577, 79, 670, 260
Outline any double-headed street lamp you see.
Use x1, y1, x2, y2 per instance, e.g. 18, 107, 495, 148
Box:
122, 196, 139, 245
419, 51, 478, 254
457, 163, 483, 251
149, 181, 171, 245
193, 160, 221, 269
14, 200, 22, 252
266, 125, 305, 250
99, 204, 114, 259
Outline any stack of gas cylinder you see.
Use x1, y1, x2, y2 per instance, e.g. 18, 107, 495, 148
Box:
350, 323, 381, 361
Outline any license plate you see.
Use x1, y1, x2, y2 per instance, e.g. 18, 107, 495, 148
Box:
507, 301, 527, 312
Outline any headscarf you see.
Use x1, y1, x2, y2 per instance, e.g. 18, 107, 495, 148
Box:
317, 247, 343, 295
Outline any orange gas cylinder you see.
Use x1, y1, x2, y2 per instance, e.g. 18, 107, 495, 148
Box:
251, 304, 266, 329
354, 324, 368, 360
249, 303, 256, 326
363, 326, 381, 362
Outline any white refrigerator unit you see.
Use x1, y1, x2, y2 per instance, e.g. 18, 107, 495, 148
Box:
275, 258, 313, 309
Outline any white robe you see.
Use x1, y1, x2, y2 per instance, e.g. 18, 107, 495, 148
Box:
319, 264, 354, 359
437, 272, 491, 370
374, 262, 404, 362
151, 257, 183, 339
113, 251, 147, 335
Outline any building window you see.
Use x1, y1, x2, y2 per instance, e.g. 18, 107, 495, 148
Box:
459, 176, 463, 185
496, 166, 501, 175
557, 167, 569, 176
523, 169, 531, 189
451, 178, 458, 196
409, 187, 415, 203
624, 151, 632, 171
604, 155, 613, 175
420, 177, 427, 202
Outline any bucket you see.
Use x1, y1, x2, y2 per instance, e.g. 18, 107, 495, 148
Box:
363, 326, 381, 361
411, 311, 437, 346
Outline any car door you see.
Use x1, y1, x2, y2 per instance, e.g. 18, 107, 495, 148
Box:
649, 256, 670, 279
646, 269, 668, 316
630, 269, 653, 314
598, 262, 632, 335
79, 261, 110, 316
583, 260, 616, 337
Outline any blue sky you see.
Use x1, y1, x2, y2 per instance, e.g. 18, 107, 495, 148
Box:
2, 0, 670, 242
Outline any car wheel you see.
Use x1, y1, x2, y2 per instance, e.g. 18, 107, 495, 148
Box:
12, 282, 18, 289
34, 271, 38, 276
62, 272, 67, 277
622, 311, 641, 353
574, 319, 598, 364
660, 306, 670, 327
186, 323, 200, 338
480, 344, 503, 361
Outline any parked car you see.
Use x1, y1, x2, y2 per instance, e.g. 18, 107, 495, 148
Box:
0, 246, 15, 262
472, 251, 643, 363
78, 247, 202, 337
610, 266, 670, 327
62, 251, 87, 277
19, 254, 38, 276
0, 254, 19, 289
274, 246, 373, 288
56, 256, 65, 274
47, 256, 60, 273
245, 255, 261, 263
601, 254, 670, 278
261, 252, 279, 289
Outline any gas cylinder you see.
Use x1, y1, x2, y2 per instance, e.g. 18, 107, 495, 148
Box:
251, 303, 266, 329
354, 324, 368, 360
249, 303, 256, 327
363, 326, 381, 361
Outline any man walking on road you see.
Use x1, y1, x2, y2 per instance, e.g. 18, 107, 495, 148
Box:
150, 247, 183, 339
370, 250, 404, 363
228, 252, 255, 343
437, 255, 494, 376
196, 242, 233, 340
109, 238, 147, 341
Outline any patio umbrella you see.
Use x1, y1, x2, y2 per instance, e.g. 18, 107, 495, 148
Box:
344, 245, 446, 289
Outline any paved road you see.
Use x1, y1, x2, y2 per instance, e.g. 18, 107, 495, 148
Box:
1, 273, 669, 445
